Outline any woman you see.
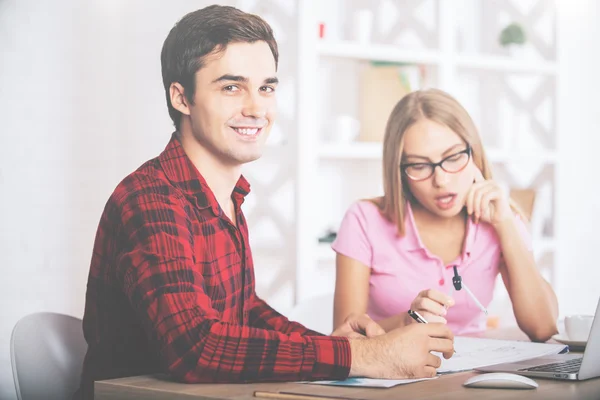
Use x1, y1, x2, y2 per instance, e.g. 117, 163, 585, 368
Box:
332, 88, 558, 341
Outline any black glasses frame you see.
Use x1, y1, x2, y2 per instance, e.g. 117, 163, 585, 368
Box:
401, 146, 472, 182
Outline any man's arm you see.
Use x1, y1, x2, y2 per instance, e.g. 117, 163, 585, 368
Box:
116, 192, 350, 383
247, 294, 324, 336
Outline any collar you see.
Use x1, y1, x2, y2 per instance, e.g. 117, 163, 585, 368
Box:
401, 201, 477, 258
400, 201, 425, 251
462, 215, 477, 258
158, 132, 250, 214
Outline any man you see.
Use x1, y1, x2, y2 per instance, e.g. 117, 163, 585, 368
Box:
76, 5, 454, 398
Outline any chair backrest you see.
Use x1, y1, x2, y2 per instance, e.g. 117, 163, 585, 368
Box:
10, 312, 87, 400
286, 293, 335, 335
509, 187, 537, 220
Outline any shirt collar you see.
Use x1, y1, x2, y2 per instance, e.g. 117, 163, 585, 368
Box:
158, 132, 250, 213
401, 201, 478, 258
401, 201, 425, 251
462, 215, 477, 258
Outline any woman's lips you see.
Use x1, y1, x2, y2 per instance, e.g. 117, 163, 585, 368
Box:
434, 193, 457, 210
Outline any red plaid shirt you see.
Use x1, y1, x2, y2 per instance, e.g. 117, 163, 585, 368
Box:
76, 134, 351, 399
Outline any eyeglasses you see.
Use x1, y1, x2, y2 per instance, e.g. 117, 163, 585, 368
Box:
401, 146, 472, 182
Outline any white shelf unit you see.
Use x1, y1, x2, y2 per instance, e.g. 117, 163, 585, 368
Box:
295, 0, 559, 305
316, 41, 443, 64
317, 42, 557, 75
456, 54, 557, 74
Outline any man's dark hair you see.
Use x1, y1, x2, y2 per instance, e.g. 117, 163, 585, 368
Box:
161, 5, 279, 130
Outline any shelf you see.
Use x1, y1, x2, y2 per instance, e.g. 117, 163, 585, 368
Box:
318, 142, 381, 159
316, 41, 557, 74
318, 142, 558, 163
316, 41, 442, 65
457, 54, 557, 75
486, 149, 558, 163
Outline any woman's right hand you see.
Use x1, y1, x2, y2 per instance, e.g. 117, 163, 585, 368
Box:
406, 289, 455, 324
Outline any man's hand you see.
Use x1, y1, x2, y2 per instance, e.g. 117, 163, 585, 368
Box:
349, 323, 455, 379
331, 313, 385, 338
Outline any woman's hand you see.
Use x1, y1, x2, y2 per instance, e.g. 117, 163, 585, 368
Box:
465, 168, 512, 226
406, 289, 455, 325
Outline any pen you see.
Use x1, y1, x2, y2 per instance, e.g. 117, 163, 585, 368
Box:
408, 309, 428, 323
461, 283, 488, 315
452, 265, 487, 315
408, 309, 456, 354
254, 390, 365, 400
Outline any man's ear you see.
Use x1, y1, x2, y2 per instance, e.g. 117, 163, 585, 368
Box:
169, 82, 191, 116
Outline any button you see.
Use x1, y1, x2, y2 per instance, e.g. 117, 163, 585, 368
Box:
439, 279, 445, 286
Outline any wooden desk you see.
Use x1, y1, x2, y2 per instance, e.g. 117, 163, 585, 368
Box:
95, 329, 600, 400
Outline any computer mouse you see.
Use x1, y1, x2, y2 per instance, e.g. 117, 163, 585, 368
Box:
463, 373, 538, 389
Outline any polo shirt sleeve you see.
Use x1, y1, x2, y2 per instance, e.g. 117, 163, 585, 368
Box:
331, 202, 373, 267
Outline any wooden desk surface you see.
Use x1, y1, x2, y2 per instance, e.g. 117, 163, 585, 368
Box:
95, 329, 600, 400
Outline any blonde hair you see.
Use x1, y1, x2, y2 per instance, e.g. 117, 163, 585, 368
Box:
374, 88, 520, 236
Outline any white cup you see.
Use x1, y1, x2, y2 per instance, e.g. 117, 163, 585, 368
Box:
332, 115, 360, 143
352, 9, 373, 44
565, 315, 594, 342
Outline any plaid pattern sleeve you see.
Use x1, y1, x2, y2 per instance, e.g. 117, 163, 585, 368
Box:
117, 191, 351, 383
77, 136, 352, 398
247, 294, 325, 336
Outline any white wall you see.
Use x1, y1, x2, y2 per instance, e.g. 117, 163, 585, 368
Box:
555, 0, 600, 316
0, 1, 214, 398
1, 0, 600, 399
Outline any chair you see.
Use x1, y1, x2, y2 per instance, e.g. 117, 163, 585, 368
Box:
286, 293, 335, 334
10, 312, 87, 400
509, 187, 537, 221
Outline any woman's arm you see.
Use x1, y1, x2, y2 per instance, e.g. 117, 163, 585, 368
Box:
467, 167, 558, 342
333, 254, 407, 332
496, 218, 559, 342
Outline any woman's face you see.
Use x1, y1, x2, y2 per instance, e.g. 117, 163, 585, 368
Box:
401, 119, 476, 218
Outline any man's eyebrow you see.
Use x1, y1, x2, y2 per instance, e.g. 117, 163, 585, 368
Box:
211, 75, 279, 85
212, 74, 248, 84
404, 144, 465, 161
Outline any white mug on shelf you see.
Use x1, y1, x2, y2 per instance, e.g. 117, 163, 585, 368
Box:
565, 315, 594, 342
351, 9, 374, 44
332, 115, 360, 143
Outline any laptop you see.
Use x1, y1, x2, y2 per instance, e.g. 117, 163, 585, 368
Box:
477, 298, 600, 380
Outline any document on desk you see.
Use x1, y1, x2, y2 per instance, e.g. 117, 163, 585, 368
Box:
301, 337, 565, 387
437, 336, 568, 374
302, 377, 436, 388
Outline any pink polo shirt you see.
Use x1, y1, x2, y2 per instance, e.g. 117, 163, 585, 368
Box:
332, 201, 532, 335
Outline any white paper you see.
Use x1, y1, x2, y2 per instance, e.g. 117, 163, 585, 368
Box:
301, 337, 566, 387
437, 336, 568, 374
303, 376, 435, 388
